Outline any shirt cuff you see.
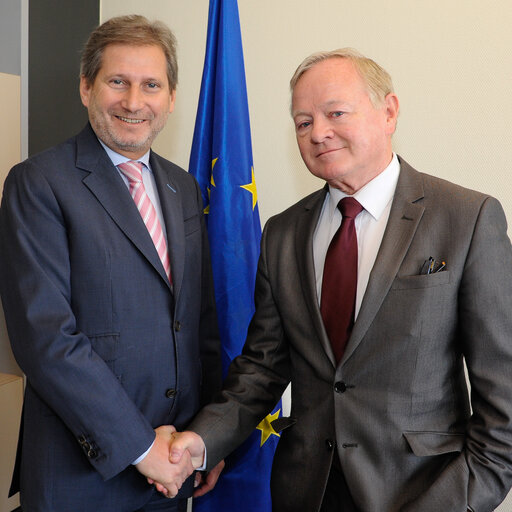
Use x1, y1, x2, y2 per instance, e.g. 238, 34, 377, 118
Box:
197, 447, 207, 471
132, 440, 154, 465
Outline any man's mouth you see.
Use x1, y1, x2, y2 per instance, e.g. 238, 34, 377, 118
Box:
317, 148, 342, 158
116, 116, 145, 124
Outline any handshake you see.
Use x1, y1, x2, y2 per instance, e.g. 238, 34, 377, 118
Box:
135, 425, 225, 499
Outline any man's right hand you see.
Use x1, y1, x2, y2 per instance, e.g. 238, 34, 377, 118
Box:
136, 425, 195, 498
150, 430, 208, 497
169, 431, 206, 468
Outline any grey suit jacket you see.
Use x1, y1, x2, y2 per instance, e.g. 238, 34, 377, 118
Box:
0, 124, 221, 511
189, 158, 512, 512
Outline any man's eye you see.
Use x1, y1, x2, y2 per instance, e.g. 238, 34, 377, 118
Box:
331, 111, 344, 118
110, 79, 125, 87
297, 121, 311, 130
147, 82, 159, 89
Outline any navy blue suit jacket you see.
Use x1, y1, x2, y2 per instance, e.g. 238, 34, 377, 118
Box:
0, 124, 221, 511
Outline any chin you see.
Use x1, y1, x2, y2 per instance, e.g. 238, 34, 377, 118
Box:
311, 167, 350, 182
112, 136, 150, 152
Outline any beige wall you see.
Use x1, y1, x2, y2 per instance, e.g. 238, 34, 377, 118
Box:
101, 0, 512, 231
0, 72, 23, 379
0, 73, 20, 186
101, 1, 512, 510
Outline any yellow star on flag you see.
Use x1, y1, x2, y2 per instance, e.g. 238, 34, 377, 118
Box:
204, 158, 218, 214
256, 409, 281, 447
240, 167, 258, 210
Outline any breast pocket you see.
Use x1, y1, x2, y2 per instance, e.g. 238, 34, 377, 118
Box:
376, 270, 456, 352
183, 213, 201, 237
391, 271, 450, 290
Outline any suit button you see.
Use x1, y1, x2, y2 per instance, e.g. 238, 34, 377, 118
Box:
334, 381, 347, 393
165, 388, 177, 398
78, 435, 87, 445
87, 449, 97, 458
325, 439, 335, 451
174, 321, 181, 332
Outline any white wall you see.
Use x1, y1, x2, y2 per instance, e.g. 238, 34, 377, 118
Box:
109, 1, 512, 509
101, 0, 512, 229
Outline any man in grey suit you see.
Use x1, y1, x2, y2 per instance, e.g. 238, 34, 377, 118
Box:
0, 15, 223, 512
165, 49, 512, 511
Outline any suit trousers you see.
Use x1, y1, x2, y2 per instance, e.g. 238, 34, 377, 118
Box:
135, 491, 188, 512
320, 457, 359, 512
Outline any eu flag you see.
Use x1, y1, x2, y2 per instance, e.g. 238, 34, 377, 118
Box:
189, 0, 280, 510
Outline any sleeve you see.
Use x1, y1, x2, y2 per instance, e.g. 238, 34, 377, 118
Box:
461, 197, 512, 509
405, 196, 512, 511
0, 161, 155, 481
189, 218, 291, 469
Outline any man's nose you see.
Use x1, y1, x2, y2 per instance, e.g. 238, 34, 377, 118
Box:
121, 86, 144, 112
310, 117, 333, 143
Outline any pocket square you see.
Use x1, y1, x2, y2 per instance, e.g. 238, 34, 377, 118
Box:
420, 257, 446, 275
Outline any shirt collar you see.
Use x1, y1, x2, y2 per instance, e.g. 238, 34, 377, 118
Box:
98, 138, 152, 171
326, 153, 400, 221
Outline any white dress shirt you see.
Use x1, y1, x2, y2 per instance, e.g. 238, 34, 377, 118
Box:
313, 153, 400, 319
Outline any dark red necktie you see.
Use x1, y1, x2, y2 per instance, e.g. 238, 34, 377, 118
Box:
320, 197, 364, 363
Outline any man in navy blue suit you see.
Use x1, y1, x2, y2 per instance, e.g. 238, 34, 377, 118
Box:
0, 15, 222, 512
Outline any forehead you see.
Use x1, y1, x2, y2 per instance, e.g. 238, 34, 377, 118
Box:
292, 58, 368, 111
99, 43, 167, 76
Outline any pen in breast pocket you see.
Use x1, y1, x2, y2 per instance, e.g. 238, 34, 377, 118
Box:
435, 261, 446, 273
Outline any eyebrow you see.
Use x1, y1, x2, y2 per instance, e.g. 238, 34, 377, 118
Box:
105, 73, 164, 82
292, 110, 310, 119
321, 99, 351, 109
292, 100, 350, 118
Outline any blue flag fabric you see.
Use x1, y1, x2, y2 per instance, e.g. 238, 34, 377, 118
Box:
189, 0, 280, 510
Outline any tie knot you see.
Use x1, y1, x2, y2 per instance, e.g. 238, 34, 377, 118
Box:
118, 161, 143, 183
338, 197, 363, 219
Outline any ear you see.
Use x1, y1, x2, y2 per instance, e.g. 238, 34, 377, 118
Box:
79, 76, 92, 108
168, 89, 177, 114
384, 93, 399, 134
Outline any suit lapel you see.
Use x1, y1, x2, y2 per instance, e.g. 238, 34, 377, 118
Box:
295, 187, 337, 365
341, 159, 425, 365
77, 125, 171, 289
151, 153, 185, 298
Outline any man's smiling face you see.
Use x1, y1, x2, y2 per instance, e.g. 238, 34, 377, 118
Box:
292, 57, 398, 194
80, 43, 175, 159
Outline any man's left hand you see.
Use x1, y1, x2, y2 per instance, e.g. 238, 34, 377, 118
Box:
193, 460, 225, 497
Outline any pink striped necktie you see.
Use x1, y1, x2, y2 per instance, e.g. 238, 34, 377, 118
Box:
118, 161, 172, 284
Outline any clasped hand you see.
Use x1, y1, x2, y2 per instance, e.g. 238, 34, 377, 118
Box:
136, 425, 223, 499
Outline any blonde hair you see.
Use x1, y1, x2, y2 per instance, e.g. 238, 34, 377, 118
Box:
290, 48, 393, 107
